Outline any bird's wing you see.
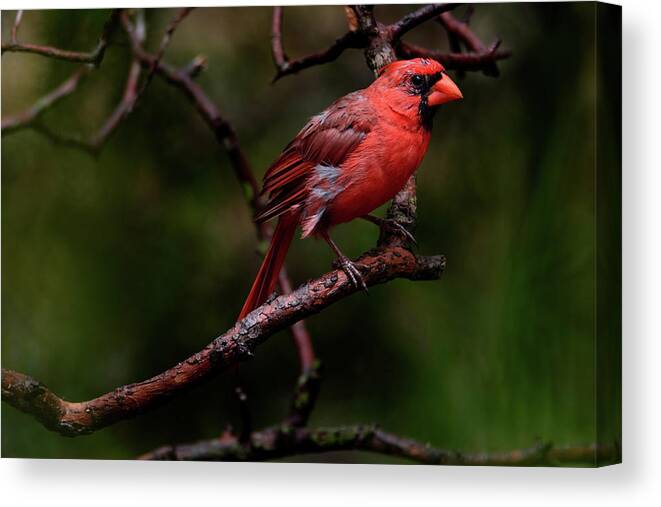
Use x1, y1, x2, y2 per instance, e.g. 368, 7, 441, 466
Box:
255, 91, 375, 224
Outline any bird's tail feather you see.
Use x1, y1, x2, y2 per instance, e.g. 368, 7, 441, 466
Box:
238, 212, 298, 321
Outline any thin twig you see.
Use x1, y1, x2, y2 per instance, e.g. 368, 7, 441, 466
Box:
270, 6, 287, 69
2, 11, 146, 155
397, 41, 511, 72
138, 425, 620, 466
285, 360, 322, 428
1, 9, 121, 66
87, 11, 147, 151
1, 68, 89, 134
388, 3, 458, 41
437, 11, 505, 76
439, 11, 485, 53
11, 10, 23, 45
131, 7, 195, 112
271, 7, 365, 82
89, 60, 142, 150
124, 12, 260, 204
29, 123, 96, 154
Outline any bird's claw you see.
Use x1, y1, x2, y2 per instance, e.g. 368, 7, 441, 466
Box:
380, 218, 417, 246
335, 256, 368, 293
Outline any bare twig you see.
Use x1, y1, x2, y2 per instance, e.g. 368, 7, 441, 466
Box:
123, 13, 259, 204
138, 425, 620, 466
2, 9, 121, 66
1, 68, 89, 134
2, 9, 144, 153
285, 360, 322, 428
131, 8, 195, 112
436, 11, 505, 76
180, 54, 207, 78
271, 7, 365, 82
28, 123, 96, 153
90, 61, 142, 149
86, 11, 147, 151
388, 3, 457, 41
270, 6, 287, 69
398, 40, 511, 72
271, 4, 510, 80
153, 8, 195, 67
10, 10, 24, 45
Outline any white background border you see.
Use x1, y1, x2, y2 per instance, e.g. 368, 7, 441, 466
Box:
1, 0, 659, 505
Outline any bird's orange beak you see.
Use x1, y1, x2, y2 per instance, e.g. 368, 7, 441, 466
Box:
427, 73, 463, 106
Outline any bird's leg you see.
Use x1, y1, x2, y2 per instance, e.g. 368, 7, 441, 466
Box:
361, 214, 417, 246
321, 231, 368, 293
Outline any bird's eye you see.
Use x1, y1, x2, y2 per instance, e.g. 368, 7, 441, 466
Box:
411, 74, 424, 87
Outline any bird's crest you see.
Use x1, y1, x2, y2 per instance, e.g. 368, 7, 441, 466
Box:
377, 58, 445, 78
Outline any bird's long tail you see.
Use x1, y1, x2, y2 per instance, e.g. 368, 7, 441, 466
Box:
238, 212, 298, 321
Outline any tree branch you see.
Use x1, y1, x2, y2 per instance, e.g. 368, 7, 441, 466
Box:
435, 11, 508, 76
270, 4, 511, 80
1, 9, 121, 66
271, 7, 366, 82
10, 10, 23, 45
397, 40, 511, 73
2, 247, 445, 436
123, 12, 259, 205
388, 3, 458, 41
1, 9, 145, 154
284, 360, 322, 428
130, 7, 195, 113
138, 424, 620, 466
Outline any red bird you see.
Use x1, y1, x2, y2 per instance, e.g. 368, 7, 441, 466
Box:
238, 58, 462, 320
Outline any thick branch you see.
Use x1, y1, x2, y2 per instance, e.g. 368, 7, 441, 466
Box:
1, 10, 121, 66
2, 247, 445, 436
138, 424, 620, 466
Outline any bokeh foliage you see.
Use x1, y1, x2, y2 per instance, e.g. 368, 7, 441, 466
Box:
1, 3, 618, 462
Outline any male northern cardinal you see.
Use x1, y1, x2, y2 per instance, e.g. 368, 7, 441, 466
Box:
238, 58, 462, 320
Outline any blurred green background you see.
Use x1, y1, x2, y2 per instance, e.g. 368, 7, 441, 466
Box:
1, 3, 618, 462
